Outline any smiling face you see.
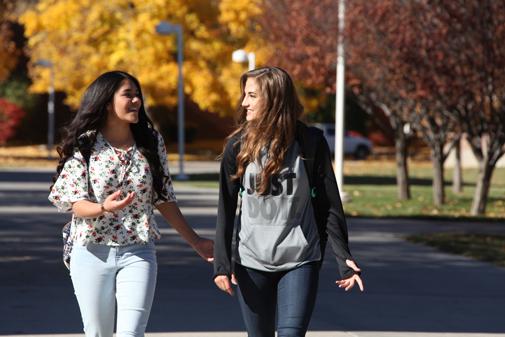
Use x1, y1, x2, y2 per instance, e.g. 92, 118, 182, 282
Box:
242, 77, 265, 121
107, 79, 141, 125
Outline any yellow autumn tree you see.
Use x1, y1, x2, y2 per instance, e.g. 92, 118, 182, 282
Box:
0, 24, 18, 82
218, 0, 271, 108
0, 1, 21, 82
20, 0, 271, 116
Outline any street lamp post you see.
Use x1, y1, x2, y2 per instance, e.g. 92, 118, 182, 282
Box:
35, 59, 55, 159
232, 49, 255, 71
156, 21, 188, 180
334, 0, 347, 201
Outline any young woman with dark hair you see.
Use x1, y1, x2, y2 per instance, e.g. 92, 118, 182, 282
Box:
214, 66, 363, 337
49, 70, 213, 337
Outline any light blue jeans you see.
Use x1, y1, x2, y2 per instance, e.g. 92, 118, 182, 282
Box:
70, 242, 157, 337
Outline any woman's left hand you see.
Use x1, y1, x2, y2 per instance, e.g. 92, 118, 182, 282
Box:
336, 259, 364, 292
192, 237, 214, 263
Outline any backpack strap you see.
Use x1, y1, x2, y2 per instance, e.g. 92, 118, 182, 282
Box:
295, 121, 320, 196
76, 130, 95, 168
76, 141, 93, 198
82, 150, 91, 167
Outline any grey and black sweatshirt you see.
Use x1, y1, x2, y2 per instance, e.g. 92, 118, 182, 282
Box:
214, 121, 356, 279
237, 141, 321, 271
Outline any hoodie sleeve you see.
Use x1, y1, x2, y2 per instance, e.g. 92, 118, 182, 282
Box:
213, 137, 241, 278
315, 133, 356, 279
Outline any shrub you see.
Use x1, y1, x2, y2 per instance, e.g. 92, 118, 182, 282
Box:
0, 98, 25, 144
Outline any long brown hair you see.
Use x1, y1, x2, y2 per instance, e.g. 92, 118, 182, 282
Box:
228, 66, 303, 195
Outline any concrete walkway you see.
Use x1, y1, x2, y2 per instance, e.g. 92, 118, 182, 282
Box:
1, 168, 504, 337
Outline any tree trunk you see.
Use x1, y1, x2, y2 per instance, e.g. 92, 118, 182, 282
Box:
395, 131, 411, 200
452, 137, 463, 193
471, 160, 495, 215
431, 147, 445, 206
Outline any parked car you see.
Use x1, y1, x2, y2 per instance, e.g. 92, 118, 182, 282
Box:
311, 123, 373, 159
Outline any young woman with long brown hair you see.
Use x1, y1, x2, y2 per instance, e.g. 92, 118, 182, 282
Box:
213, 66, 363, 337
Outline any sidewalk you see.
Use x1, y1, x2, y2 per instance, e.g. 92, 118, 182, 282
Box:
2, 333, 504, 337
1, 169, 504, 337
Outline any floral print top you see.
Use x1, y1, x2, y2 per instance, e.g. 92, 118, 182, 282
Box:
48, 131, 177, 246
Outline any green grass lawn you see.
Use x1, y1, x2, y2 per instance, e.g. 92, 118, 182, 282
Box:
343, 184, 505, 218
342, 162, 505, 218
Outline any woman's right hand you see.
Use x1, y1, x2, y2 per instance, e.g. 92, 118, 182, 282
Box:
214, 273, 237, 296
102, 190, 135, 213
336, 259, 364, 292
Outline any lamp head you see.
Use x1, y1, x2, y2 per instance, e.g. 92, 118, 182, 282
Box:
232, 49, 248, 63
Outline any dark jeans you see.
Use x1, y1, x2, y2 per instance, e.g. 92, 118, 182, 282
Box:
235, 262, 320, 337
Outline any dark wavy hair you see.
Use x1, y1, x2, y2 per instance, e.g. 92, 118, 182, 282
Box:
51, 70, 168, 203
228, 66, 304, 195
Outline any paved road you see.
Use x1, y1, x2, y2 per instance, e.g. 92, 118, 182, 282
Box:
1, 168, 504, 337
